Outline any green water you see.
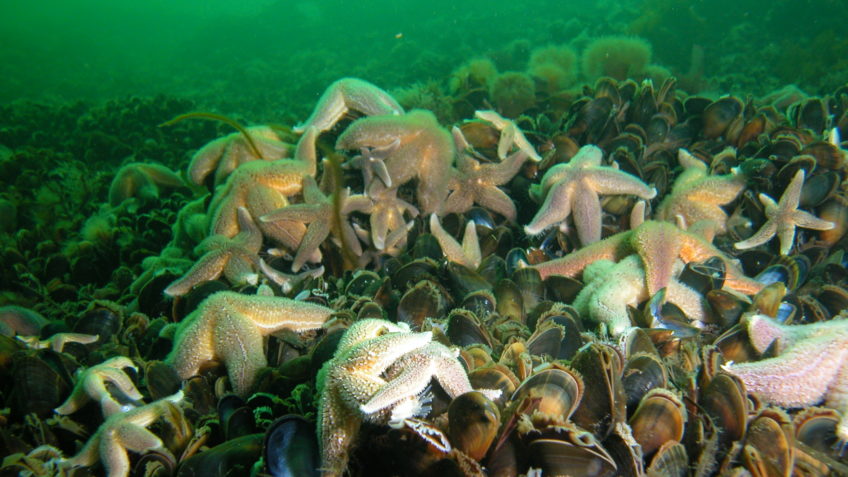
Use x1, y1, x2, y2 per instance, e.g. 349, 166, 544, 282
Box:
3, 0, 846, 115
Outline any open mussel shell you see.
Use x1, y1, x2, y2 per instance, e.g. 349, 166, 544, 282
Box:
446, 309, 493, 348
468, 364, 518, 408
628, 388, 687, 457
396, 280, 446, 330
263, 415, 319, 477
461, 288, 497, 319
571, 343, 626, 438
217, 394, 256, 441
699, 372, 748, 445
743, 408, 793, 477
511, 365, 584, 424
176, 433, 264, 477
622, 352, 668, 412
448, 391, 500, 461
793, 407, 848, 469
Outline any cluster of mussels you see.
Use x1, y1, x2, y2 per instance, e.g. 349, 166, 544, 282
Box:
2, 74, 848, 477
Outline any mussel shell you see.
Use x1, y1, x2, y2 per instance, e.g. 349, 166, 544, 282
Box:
218, 394, 256, 441
570, 343, 625, 438
702, 97, 743, 139
176, 433, 264, 477
396, 280, 446, 330
622, 353, 668, 411
628, 388, 687, 457
145, 360, 182, 401
411, 233, 443, 260
448, 391, 500, 461
743, 409, 793, 477
461, 289, 497, 319
677, 257, 725, 295
10, 351, 70, 417
494, 278, 524, 323
446, 261, 491, 299
511, 366, 584, 422
511, 267, 544, 312
264, 415, 319, 477
526, 434, 617, 477
468, 364, 518, 408
73, 304, 122, 341
819, 195, 848, 246
699, 372, 747, 444
645, 442, 688, 477
446, 309, 493, 349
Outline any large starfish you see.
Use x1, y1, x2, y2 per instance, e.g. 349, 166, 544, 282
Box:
318, 319, 433, 476
164, 207, 262, 297
261, 175, 371, 272
166, 291, 333, 396
59, 392, 186, 477
55, 356, 144, 418
532, 220, 764, 296
723, 314, 848, 441
188, 125, 292, 187
295, 77, 404, 133
524, 145, 657, 245
655, 148, 746, 233
734, 169, 834, 255
108, 162, 185, 207
336, 109, 454, 215
441, 126, 530, 221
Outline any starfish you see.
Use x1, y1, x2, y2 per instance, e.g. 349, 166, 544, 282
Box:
188, 125, 292, 187
344, 137, 400, 188
108, 162, 185, 207
723, 314, 848, 441
59, 392, 186, 477
524, 145, 657, 245
207, 127, 319, 251
474, 110, 542, 162
261, 175, 371, 272
441, 126, 529, 221
164, 207, 262, 297
55, 356, 144, 418
318, 319, 433, 476
336, 109, 454, 215
572, 256, 705, 337
532, 220, 764, 296
655, 148, 746, 233
429, 213, 481, 270
359, 181, 418, 251
165, 291, 333, 396
18, 332, 98, 352
734, 169, 835, 255
295, 77, 404, 133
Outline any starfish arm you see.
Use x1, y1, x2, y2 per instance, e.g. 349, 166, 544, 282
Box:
430, 215, 479, 269
441, 187, 475, 216
791, 209, 836, 230
99, 368, 144, 401
524, 180, 574, 236
337, 332, 433, 383
571, 183, 603, 245
222, 253, 260, 287
532, 232, 630, 279
686, 175, 746, 204
164, 250, 230, 297
48, 333, 99, 352
55, 383, 91, 415
294, 125, 319, 176
461, 220, 482, 270
360, 359, 435, 415
483, 150, 530, 185
226, 293, 334, 334
318, 383, 361, 477
734, 219, 778, 250
775, 221, 798, 256
261, 203, 325, 223
498, 122, 516, 159
475, 185, 518, 223
725, 332, 848, 407
189, 136, 229, 185
370, 209, 391, 251
585, 169, 657, 199
215, 311, 267, 396
292, 221, 332, 272
114, 422, 164, 453
629, 221, 685, 297
136, 163, 185, 189
778, 169, 805, 210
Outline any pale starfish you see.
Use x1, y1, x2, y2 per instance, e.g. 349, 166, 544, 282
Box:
18, 332, 98, 352
524, 145, 657, 245
734, 169, 835, 255
108, 162, 185, 207
207, 127, 318, 252
166, 291, 333, 396
429, 213, 481, 270
261, 175, 371, 272
656, 148, 746, 233
188, 125, 292, 187
573, 256, 705, 337
344, 137, 400, 188
164, 207, 262, 297
59, 392, 186, 477
359, 181, 418, 251
441, 126, 529, 221
336, 109, 454, 215
318, 319, 433, 476
295, 78, 404, 133
723, 314, 848, 441
474, 110, 542, 162
55, 356, 144, 418
532, 220, 764, 296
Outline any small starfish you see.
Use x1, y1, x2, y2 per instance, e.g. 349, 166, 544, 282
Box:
318, 319, 433, 476
734, 169, 835, 255
60, 392, 186, 477
261, 175, 371, 272
108, 162, 185, 207
723, 314, 848, 441
295, 77, 404, 133
441, 126, 530, 221
572, 256, 705, 337
18, 332, 98, 352
336, 109, 454, 215
532, 220, 764, 296
55, 356, 144, 418
429, 213, 481, 270
474, 110, 542, 162
359, 181, 418, 251
656, 148, 746, 233
344, 137, 400, 188
524, 145, 657, 245
165, 207, 262, 297
188, 125, 292, 187
166, 291, 333, 396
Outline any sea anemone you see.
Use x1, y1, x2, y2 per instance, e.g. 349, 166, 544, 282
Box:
489, 71, 536, 118
449, 58, 498, 94
527, 44, 578, 94
582, 36, 652, 81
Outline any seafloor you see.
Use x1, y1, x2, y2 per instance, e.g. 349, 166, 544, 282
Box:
1, 36, 848, 477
